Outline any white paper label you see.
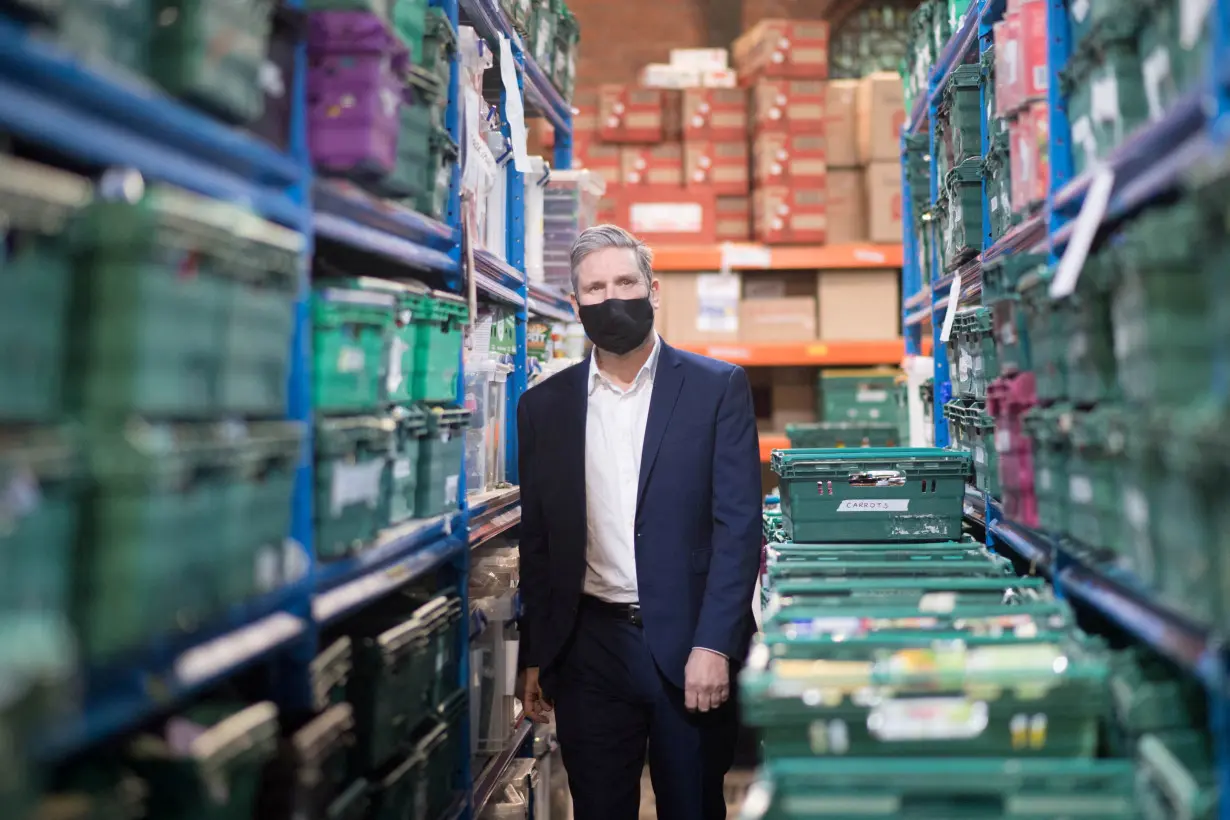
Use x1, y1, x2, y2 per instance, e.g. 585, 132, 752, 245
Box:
393, 458, 412, 479
1070, 475, 1093, 503
695, 273, 740, 333
338, 346, 365, 373
836, 499, 910, 512
331, 459, 386, 515
939, 274, 962, 343
630, 202, 704, 233
497, 35, 531, 173
387, 336, 408, 394
975, 445, 986, 465
1038, 469, 1052, 492
445, 474, 460, 505
995, 429, 1012, 453
919, 592, 957, 613
1141, 47, 1172, 121
1051, 167, 1115, 299
719, 242, 772, 271
1179, 0, 1213, 48
1123, 486, 1149, 527
857, 389, 889, 404
868, 698, 989, 740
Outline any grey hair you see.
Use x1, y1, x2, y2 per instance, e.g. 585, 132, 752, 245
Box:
568, 224, 654, 294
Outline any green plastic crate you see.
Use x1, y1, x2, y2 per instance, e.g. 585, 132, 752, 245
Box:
766, 550, 1014, 583
426, 689, 465, 818
763, 594, 1073, 635
313, 284, 396, 414
77, 423, 241, 661
314, 416, 393, 560
72, 188, 252, 419
1066, 405, 1127, 553
392, 0, 429, 60
982, 252, 1041, 376
1109, 648, 1207, 738
57, 0, 151, 72
528, 0, 555, 73
745, 757, 1137, 819
1152, 411, 1230, 627
938, 159, 984, 270
415, 407, 469, 516
219, 218, 302, 416
328, 779, 373, 819
418, 7, 455, 87
769, 574, 1051, 612
410, 291, 467, 404
939, 64, 982, 170
947, 307, 996, 399
270, 703, 355, 818
967, 402, 999, 498
1060, 253, 1118, 407
130, 702, 279, 820
1018, 264, 1069, 403
1138, 731, 1219, 820
0, 428, 80, 623
771, 448, 972, 543
552, 6, 578, 99
346, 596, 451, 772
389, 405, 427, 524
819, 368, 903, 423
1112, 201, 1218, 406
942, 397, 972, 451
1138, 0, 1212, 122
367, 749, 426, 820
784, 421, 901, 449
767, 534, 982, 559
984, 132, 1012, 240
151, 0, 273, 123
0, 157, 90, 422
1025, 404, 1072, 536
312, 636, 354, 712
742, 638, 1108, 758
1119, 410, 1164, 587
343, 276, 430, 405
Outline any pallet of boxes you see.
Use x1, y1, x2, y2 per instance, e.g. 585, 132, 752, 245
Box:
748, 446, 1141, 818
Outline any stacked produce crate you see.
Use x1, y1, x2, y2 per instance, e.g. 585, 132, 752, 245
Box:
749, 446, 1167, 818
785, 368, 908, 449
311, 277, 470, 561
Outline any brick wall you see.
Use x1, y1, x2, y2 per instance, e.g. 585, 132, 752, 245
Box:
572, 0, 835, 87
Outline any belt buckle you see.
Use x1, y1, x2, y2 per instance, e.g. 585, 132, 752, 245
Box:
628, 604, 642, 627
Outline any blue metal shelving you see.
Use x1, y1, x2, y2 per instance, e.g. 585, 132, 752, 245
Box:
4, 0, 570, 808
906, 0, 1230, 810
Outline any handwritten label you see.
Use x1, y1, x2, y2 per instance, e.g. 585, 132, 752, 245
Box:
836, 499, 910, 512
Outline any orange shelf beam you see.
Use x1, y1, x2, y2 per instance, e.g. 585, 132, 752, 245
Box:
759, 434, 789, 462
672, 338, 931, 367
652, 243, 904, 272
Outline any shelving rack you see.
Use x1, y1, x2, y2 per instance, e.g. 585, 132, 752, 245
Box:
0, 0, 572, 813
901, 0, 1230, 814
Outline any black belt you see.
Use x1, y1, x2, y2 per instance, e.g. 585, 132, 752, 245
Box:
580, 595, 643, 627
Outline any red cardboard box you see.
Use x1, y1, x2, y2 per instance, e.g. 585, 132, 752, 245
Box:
599, 85, 665, 143
733, 20, 829, 81
574, 140, 622, 188
573, 89, 600, 138
619, 186, 718, 244
865, 161, 903, 244
752, 132, 826, 186
715, 196, 751, 241
684, 140, 749, 195
682, 88, 749, 141
753, 185, 826, 245
1020, 0, 1048, 104
598, 185, 621, 224
620, 144, 685, 186
752, 79, 826, 133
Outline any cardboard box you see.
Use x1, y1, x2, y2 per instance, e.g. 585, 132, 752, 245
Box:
640, 64, 703, 89
573, 90, 600, 138
1020, 0, 1047, 104
733, 20, 829, 81
770, 367, 816, 428
856, 72, 905, 163
671, 48, 729, 71
660, 271, 741, 343
752, 132, 826, 185
740, 297, 817, 343
574, 140, 621, 188
663, 90, 684, 141
752, 79, 826, 133
684, 140, 749, 195
825, 169, 868, 244
825, 80, 859, 167
620, 144, 684, 186
682, 88, 748, 141
742, 271, 817, 300
817, 270, 900, 340
599, 85, 665, 143
702, 69, 739, 88
864, 161, 902, 243
597, 185, 620, 224
619, 186, 718, 244
715, 196, 751, 241
753, 184, 826, 245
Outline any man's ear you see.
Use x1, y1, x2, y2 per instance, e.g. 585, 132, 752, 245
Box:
650, 277, 661, 310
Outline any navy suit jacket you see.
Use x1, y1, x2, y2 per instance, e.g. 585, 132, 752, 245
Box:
516, 341, 762, 688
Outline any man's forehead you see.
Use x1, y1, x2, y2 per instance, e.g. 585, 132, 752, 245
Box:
577, 246, 639, 276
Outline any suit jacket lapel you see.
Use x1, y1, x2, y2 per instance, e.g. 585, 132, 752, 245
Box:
637, 344, 684, 512
563, 355, 590, 517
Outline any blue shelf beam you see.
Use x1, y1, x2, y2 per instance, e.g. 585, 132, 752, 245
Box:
312, 515, 465, 623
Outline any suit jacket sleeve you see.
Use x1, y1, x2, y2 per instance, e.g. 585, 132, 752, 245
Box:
692, 366, 762, 660
517, 397, 549, 669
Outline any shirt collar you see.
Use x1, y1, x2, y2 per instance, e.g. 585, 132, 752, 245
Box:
589, 333, 662, 395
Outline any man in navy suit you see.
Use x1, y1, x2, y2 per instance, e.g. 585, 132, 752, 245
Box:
516, 225, 762, 820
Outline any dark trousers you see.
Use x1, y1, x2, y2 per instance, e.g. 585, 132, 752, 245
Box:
545, 601, 740, 820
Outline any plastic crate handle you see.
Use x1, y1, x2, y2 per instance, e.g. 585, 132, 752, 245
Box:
848, 469, 906, 487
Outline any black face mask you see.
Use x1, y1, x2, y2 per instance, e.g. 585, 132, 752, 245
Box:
577, 296, 655, 356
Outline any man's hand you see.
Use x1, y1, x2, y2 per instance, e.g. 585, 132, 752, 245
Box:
684, 648, 730, 713
517, 666, 553, 723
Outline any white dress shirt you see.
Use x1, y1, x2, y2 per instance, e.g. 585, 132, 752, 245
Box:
582, 334, 662, 603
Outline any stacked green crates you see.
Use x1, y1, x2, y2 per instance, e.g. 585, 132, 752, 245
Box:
55, 0, 151, 73
552, 5, 579, 101
946, 306, 996, 400
750, 449, 1134, 815
982, 252, 1041, 375
937, 64, 982, 177
819, 368, 903, 424
785, 421, 900, 449
938, 158, 983, 270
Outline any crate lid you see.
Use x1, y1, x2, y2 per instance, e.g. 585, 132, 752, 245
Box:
771, 447, 971, 478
